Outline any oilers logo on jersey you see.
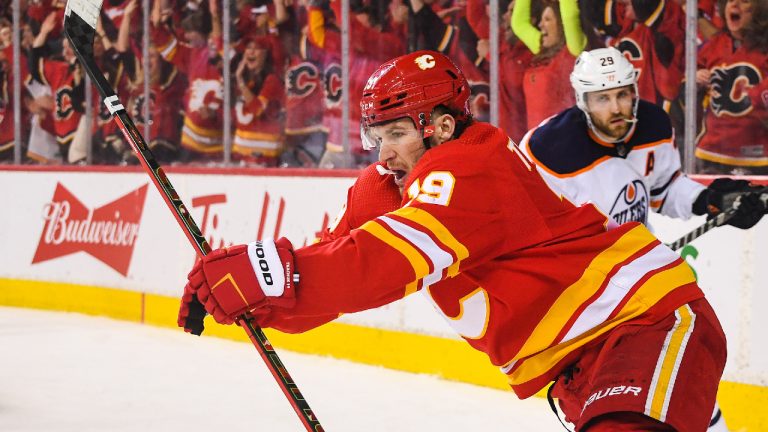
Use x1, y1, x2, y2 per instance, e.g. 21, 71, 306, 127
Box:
609, 179, 649, 225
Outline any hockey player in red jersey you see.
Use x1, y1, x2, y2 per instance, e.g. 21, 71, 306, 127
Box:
178, 51, 726, 431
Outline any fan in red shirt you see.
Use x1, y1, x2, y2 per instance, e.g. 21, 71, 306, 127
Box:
232, 35, 285, 166
151, 4, 223, 161
115, 0, 185, 164
695, 0, 768, 175
29, 12, 85, 160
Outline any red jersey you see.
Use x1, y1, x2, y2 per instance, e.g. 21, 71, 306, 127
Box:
102, 0, 129, 29
612, 0, 685, 104
233, 72, 285, 161
0, 73, 13, 153
284, 35, 324, 135
154, 26, 223, 154
523, 47, 576, 129
127, 63, 186, 150
1, 45, 25, 153
696, 32, 768, 168
500, 41, 533, 142
33, 55, 83, 145
307, 7, 404, 154
411, 7, 491, 123
258, 122, 703, 398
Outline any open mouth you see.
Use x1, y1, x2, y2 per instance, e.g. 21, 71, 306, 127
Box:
729, 11, 742, 25
376, 165, 408, 186
393, 170, 407, 186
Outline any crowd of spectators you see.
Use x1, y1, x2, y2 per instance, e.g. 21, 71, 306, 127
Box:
0, 0, 766, 173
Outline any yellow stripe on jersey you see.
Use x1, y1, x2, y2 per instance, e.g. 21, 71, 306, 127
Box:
506, 260, 696, 387
437, 25, 455, 52
390, 207, 469, 277
359, 220, 424, 296
645, 304, 696, 422
644, 0, 665, 27
604, 0, 614, 25
512, 225, 655, 361
619, 261, 696, 319
695, 147, 768, 167
158, 37, 178, 61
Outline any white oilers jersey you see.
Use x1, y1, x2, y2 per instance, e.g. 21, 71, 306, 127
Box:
520, 101, 705, 227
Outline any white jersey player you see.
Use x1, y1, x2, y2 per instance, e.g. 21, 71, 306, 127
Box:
520, 47, 766, 232
520, 47, 767, 432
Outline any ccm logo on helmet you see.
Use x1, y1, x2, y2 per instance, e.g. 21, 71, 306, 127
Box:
414, 54, 436, 70
254, 241, 274, 286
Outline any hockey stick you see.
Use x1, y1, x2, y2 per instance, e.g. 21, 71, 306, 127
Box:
666, 190, 768, 251
665, 207, 738, 251
63, 2, 323, 431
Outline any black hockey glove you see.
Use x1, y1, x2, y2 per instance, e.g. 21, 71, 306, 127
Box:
692, 178, 768, 229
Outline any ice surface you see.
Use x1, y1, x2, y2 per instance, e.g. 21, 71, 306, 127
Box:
0, 306, 564, 432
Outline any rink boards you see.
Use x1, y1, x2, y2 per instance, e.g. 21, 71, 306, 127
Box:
0, 166, 766, 430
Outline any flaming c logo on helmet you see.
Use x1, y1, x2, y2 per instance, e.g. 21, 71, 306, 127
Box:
414, 54, 436, 71
32, 183, 149, 276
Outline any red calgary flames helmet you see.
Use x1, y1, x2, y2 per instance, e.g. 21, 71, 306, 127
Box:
360, 50, 471, 150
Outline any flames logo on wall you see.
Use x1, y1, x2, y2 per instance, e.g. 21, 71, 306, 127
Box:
32, 183, 149, 276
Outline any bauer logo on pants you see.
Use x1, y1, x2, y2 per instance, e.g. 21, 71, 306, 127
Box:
32, 182, 149, 275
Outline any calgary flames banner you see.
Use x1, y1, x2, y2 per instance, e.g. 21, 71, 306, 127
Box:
32, 183, 148, 276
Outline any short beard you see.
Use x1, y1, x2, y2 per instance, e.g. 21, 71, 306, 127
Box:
594, 117, 630, 140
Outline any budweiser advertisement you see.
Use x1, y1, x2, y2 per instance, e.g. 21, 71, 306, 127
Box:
1, 169, 354, 294
32, 183, 149, 276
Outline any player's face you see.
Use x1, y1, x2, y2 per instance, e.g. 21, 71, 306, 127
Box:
372, 118, 427, 190
538, 6, 562, 49
585, 86, 635, 140
725, 0, 753, 37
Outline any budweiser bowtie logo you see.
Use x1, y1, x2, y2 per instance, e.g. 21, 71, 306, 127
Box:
32, 183, 149, 276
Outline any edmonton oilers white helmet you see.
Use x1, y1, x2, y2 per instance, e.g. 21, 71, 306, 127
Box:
570, 47, 639, 142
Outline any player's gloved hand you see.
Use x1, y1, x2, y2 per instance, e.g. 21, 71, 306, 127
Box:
693, 178, 768, 229
178, 280, 207, 335
181, 238, 297, 326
